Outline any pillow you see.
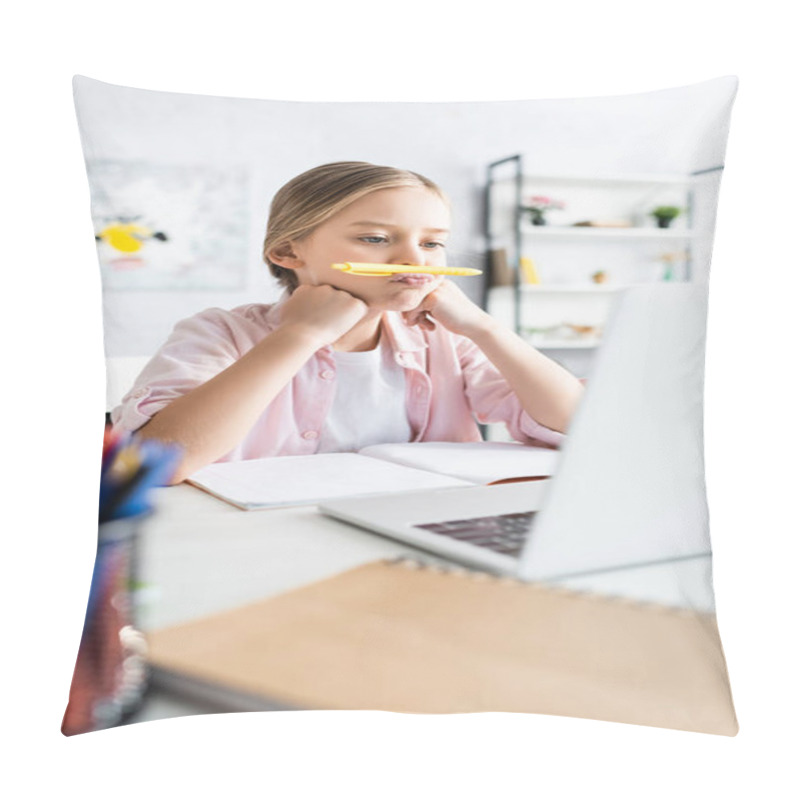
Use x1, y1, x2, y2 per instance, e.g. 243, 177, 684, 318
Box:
63, 75, 739, 736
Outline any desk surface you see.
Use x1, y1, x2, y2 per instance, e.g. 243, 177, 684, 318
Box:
128, 484, 716, 724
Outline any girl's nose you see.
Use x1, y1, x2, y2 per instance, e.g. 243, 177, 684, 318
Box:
390, 241, 425, 266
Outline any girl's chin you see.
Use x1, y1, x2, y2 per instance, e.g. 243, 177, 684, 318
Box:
375, 293, 433, 313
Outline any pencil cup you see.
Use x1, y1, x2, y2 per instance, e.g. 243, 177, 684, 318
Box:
62, 513, 150, 736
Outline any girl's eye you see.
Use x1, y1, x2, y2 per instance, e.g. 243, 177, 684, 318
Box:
422, 241, 446, 249
359, 236, 388, 244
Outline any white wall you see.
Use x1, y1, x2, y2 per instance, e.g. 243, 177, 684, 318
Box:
74, 75, 737, 357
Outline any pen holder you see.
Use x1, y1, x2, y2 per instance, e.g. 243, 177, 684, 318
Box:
62, 513, 150, 736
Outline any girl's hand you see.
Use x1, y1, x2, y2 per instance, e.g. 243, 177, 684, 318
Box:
404, 280, 494, 339
278, 284, 369, 347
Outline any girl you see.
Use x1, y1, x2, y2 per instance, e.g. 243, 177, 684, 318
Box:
113, 162, 583, 483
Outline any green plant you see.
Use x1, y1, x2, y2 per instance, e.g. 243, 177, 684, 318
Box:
650, 205, 683, 229
650, 205, 682, 221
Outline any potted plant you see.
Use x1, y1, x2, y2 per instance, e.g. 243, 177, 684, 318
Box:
650, 205, 683, 229
523, 195, 565, 226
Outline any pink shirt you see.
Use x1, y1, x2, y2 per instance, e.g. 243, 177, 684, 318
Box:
112, 299, 564, 461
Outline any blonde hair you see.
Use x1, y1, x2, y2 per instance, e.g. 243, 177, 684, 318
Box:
263, 161, 448, 291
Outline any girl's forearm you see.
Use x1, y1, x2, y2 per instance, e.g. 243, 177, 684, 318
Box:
137, 325, 322, 482
469, 320, 584, 434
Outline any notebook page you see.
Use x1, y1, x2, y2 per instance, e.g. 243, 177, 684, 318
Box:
358, 442, 561, 484
186, 453, 472, 509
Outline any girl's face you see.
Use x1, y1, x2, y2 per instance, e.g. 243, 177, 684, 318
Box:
287, 186, 451, 312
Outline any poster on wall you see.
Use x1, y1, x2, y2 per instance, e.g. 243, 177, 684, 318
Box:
88, 160, 249, 290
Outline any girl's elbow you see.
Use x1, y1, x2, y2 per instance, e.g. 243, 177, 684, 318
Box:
560, 386, 585, 432
167, 455, 206, 485
165, 468, 189, 486
134, 420, 196, 485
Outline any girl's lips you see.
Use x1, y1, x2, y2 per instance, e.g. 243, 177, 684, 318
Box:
389, 273, 437, 285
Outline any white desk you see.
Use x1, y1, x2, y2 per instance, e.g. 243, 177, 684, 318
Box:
128, 484, 716, 723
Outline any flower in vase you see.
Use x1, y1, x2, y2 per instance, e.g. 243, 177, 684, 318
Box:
524, 195, 565, 225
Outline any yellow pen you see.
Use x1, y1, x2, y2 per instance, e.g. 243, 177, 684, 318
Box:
332, 262, 482, 277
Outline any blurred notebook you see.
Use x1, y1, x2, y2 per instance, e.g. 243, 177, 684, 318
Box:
147, 558, 738, 735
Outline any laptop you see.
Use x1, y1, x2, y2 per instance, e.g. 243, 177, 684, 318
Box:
319, 284, 712, 582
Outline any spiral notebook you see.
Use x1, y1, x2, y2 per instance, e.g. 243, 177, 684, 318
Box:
146, 558, 738, 735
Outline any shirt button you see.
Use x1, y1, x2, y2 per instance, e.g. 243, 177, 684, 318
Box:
320, 370, 335, 380
302, 430, 319, 440
415, 385, 425, 395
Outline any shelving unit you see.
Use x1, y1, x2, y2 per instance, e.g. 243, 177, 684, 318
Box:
487, 285, 615, 353
483, 154, 724, 369
514, 284, 623, 292
517, 225, 694, 242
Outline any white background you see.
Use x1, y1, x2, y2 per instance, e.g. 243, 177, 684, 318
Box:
3, 2, 798, 798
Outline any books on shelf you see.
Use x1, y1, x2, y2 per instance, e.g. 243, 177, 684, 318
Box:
572, 219, 633, 228
186, 442, 561, 510
522, 224, 692, 239
488, 248, 513, 287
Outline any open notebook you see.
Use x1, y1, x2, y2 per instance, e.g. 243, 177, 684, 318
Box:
186, 441, 560, 510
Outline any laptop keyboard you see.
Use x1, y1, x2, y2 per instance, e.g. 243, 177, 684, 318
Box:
414, 511, 537, 557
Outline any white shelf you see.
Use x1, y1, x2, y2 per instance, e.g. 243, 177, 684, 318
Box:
527, 338, 601, 350
519, 284, 622, 294
528, 173, 700, 186
495, 172, 702, 187
490, 284, 625, 295
521, 225, 693, 241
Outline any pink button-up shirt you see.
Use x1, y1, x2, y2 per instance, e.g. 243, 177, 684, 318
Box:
112, 300, 564, 461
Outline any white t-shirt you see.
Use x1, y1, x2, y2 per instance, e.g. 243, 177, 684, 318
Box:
317, 336, 411, 453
